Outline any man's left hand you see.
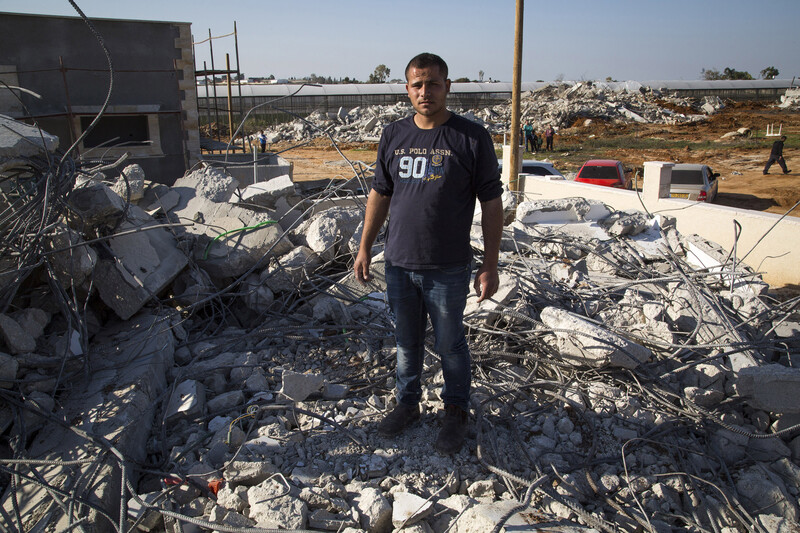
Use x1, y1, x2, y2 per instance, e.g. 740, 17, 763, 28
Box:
473, 264, 499, 303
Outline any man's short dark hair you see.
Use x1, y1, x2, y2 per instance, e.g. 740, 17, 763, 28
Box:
781, 135, 787, 141
405, 53, 449, 80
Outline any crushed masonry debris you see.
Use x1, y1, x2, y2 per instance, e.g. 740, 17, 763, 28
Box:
1, 85, 799, 533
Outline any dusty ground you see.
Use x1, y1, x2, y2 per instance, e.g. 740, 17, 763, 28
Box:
267, 103, 799, 217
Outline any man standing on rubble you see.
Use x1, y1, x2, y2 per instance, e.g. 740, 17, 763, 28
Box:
763, 135, 791, 175
353, 52, 503, 454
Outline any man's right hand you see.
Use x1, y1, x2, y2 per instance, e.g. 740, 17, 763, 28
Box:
354, 250, 372, 284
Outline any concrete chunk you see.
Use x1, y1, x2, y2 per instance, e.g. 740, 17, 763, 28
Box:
392, 492, 433, 528
247, 479, 308, 529
0, 352, 18, 388
165, 380, 205, 422
112, 164, 145, 202
172, 164, 238, 202
237, 174, 295, 208
280, 370, 324, 402
540, 306, 651, 369
67, 182, 126, 227
0, 313, 35, 354
94, 205, 187, 320
738, 365, 800, 414
0, 114, 58, 159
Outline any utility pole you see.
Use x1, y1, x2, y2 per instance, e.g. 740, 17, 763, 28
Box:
509, 0, 524, 192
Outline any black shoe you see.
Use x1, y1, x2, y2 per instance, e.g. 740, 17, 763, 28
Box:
435, 405, 469, 454
785, 170, 792, 174
377, 403, 420, 437
763, 172, 769, 175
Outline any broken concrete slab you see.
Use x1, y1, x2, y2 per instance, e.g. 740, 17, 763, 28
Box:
166, 379, 206, 422
738, 365, 800, 414
540, 306, 652, 369
0, 114, 58, 162
67, 182, 126, 228
1, 313, 174, 532
235, 174, 295, 209
45, 223, 98, 289
0, 312, 36, 354
392, 492, 434, 528
261, 246, 322, 294
172, 164, 239, 203
280, 370, 324, 402
516, 198, 610, 224
94, 205, 187, 320
464, 272, 518, 323
196, 214, 292, 280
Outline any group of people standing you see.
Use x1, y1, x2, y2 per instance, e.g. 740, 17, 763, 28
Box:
522, 122, 555, 153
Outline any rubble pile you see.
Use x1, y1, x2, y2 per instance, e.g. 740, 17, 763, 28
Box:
1, 116, 800, 532
256, 82, 719, 145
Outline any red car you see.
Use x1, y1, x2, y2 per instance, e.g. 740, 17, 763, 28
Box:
575, 159, 632, 189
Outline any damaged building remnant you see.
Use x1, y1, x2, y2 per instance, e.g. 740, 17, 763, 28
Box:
1, 101, 799, 533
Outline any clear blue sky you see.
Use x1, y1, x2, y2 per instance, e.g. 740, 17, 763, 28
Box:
3, 0, 799, 82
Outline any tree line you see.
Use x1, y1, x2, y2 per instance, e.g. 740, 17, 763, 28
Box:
701, 66, 780, 80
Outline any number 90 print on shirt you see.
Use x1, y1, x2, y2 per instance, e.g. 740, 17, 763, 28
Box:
397, 153, 445, 182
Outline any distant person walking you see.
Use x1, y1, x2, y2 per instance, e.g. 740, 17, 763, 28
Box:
763, 135, 790, 175
544, 125, 555, 151
258, 130, 267, 153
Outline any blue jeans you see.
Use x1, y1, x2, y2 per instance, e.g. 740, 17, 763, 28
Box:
385, 263, 472, 411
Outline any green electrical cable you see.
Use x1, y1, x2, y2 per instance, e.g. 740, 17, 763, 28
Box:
202, 219, 276, 260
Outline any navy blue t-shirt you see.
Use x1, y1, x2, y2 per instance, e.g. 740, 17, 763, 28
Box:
372, 113, 501, 269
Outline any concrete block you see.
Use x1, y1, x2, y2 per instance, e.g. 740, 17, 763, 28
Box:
601, 210, 650, 237
323, 382, 350, 400
1, 313, 173, 531
738, 365, 800, 414
0, 313, 35, 354
12, 308, 48, 341
463, 272, 518, 323
196, 214, 292, 281
166, 380, 206, 422
736, 466, 798, 521
172, 165, 239, 202
127, 492, 164, 532
112, 164, 145, 202
68, 182, 126, 227
224, 460, 276, 487
308, 509, 358, 530
516, 198, 609, 224
0, 352, 18, 388
261, 246, 322, 293
236, 174, 295, 208
540, 306, 652, 369
45, 223, 97, 288
453, 500, 591, 532
298, 206, 363, 261
94, 205, 187, 320
280, 370, 324, 402
350, 485, 391, 533
247, 479, 308, 529
241, 273, 275, 313
0, 114, 58, 159
207, 390, 244, 413
392, 492, 433, 528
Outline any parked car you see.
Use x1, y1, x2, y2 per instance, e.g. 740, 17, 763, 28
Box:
497, 158, 564, 178
669, 164, 719, 202
575, 159, 632, 189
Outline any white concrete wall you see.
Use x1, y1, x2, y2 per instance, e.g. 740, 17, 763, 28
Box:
513, 162, 800, 287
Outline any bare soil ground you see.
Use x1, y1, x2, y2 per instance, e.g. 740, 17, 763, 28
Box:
268, 104, 800, 217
